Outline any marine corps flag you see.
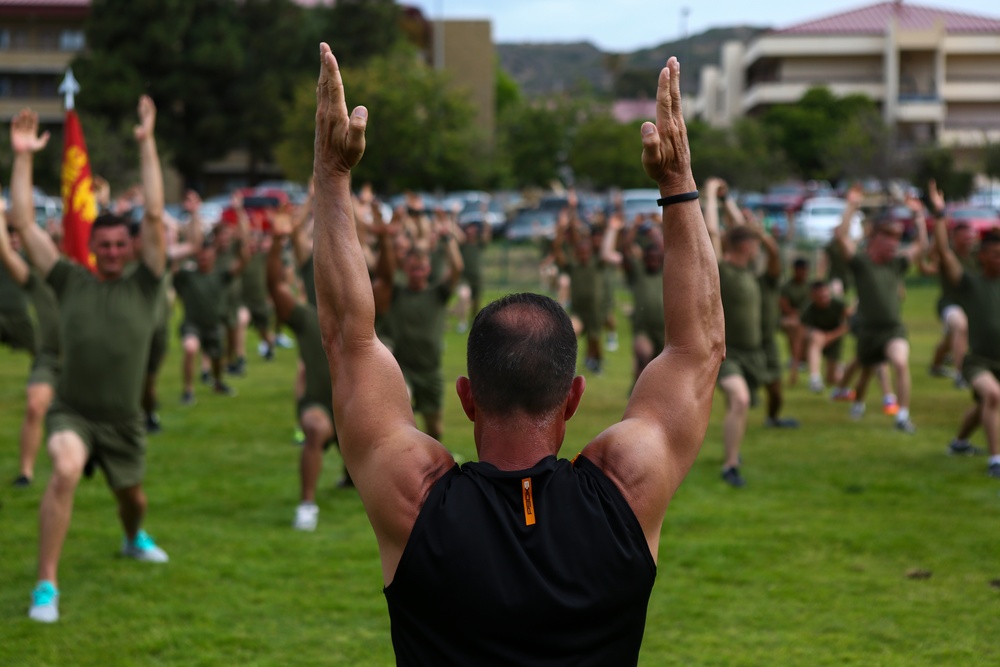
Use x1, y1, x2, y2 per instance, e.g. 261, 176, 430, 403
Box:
61, 109, 98, 271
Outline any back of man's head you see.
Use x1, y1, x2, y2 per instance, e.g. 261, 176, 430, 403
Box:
467, 293, 577, 416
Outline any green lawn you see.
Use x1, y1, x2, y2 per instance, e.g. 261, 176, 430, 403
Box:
1, 250, 998, 666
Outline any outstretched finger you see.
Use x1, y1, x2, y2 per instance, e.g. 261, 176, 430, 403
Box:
640, 122, 661, 180
319, 43, 347, 117
667, 58, 682, 122
655, 64, 671, 128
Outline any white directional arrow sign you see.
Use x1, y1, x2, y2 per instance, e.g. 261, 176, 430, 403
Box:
59, 68, 80, 110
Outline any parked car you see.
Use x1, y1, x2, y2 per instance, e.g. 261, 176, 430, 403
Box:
794, 197, 864, 244
459, 199, 507, 232
620, 188, 661, 221
505, 209, 558, 243
945, 206, 1000, 235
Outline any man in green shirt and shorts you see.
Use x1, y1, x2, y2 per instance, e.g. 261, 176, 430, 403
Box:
0, 215, 60, 487
267, 213, 341, 529
800, 280, 849, 393
934, 217, 1000, 476
833, 186, 927, 433
9, 101, 169, 623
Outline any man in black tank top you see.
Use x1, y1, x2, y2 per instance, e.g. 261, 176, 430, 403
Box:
312, 44, 724, 665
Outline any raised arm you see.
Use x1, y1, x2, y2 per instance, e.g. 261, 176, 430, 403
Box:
749, 209, 781, 279
8, 109, 58, 277
441, 220, 464, 292
134, 96, 166, 277
266, 214, 298, 323
600, 213, 624, 266
581, 57, 725, 560
312, 44, 453, 585
835, 184, 862, 260
901, 191, 929, 264
702, 177, 724, 258
928, 179, 959, 287
0, 203, 31, 285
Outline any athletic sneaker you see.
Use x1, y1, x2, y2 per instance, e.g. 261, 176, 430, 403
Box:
765, 417, 800, 428
831, 388, 856, 401
28, 580, 59, 623
929, 365, 955, 379
122, 530, 169, 563
275, 333, 295, 350
988, 462, 1000, 479
145, 412, 162, 434
850, 402, 866, 420
721, 466, 745, 488
584, 357, 603, 375
895, 418, 916, 434
200, 370, 212, 385
227, 358, 246, 377
294, 503, 319, 531
606, 332, 619, 352
12, 474, 32, 488
948, 439, 983, 456
882, 399, 900, 416
954, 376, 969, 390
213, 382, 237, 397
180, 391, 196, 406
808, 377, 824, 394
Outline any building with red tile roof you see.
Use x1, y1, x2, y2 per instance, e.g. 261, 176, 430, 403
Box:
692, 1, 1000, 150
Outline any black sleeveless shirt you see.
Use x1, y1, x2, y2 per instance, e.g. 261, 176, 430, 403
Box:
384, 454, 657, 666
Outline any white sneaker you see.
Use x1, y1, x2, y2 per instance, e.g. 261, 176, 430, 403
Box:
122, 530, 169, 563
850, 402, 866, 421
258, 340, 270, 357
606, 333, 619, 352
294, 503, 318, 531
808, 377, 824, 394
275, 333, 295, 350
29, 581, 59, 623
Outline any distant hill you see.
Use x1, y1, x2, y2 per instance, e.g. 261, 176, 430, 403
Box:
498, 25, 769, 98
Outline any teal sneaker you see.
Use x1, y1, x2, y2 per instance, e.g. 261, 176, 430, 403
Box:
29, 580, 59, 623
122, 530, 169, 563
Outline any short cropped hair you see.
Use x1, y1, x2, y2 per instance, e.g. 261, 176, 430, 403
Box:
981, 229, 1000, 249
90, 212, 130, 241
725, 226, 758, 248
810, 279, 828, 290
793, 258, 809, 270
467, 293, 577, 415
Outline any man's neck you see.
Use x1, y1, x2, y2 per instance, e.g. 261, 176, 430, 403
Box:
474, 411, 564, 471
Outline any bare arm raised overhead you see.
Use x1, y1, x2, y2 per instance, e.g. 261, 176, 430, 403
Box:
834, 184, 863, 261
0, 201, 31, 286
8, 110, 58, 277
134, 95, 166, 278
312, 44, 453, 586
581, 57, 725, 561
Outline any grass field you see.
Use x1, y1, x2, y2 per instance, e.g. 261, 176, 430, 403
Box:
1, 246, 998, 666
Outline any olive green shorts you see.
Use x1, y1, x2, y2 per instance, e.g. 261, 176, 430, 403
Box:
245, 300, 272, 331
856, 325, 907, 367
28, 352, 59, 387
401, 365, 444, 415
45, 399, 146, 490
180, 322, 224, 361
147, 324, 168, 375
718, 346, 771, 392
571, 301, 603, 339
963, 354, 1000, 400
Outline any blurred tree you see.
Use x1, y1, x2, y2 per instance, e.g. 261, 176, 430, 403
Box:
311, 0, 402, 67
984, 142, 1000, 183
277, 46, 486, 192
568, 115, 648, 189
497, 99, 575, 189
915, 147, 974, 201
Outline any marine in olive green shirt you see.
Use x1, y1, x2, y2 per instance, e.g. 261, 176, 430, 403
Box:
719, 261, 762, 351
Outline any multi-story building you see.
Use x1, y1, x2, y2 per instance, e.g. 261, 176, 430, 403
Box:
0, 0, 88, 123
693, 1, 1000, 150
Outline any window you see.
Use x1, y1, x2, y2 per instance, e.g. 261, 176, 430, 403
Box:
11, 29, 30, 50
0, 30, 10, 51
0, 77, 11, 97
38, 76, 58, 97
12, 76, 31, 98
38, 29, 58, 50
59, 29, 85, 51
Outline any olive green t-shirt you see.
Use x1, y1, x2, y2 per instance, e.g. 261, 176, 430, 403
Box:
851, 253, 908, 331
25, 271, 60, 359
174, 268, 231, 329
780, 279, 810, 314
956, 271, 1000, 362
428, 238, 449, 285
939, 251, 978, 310
825, 241, 853, 292
630, 268, 664, 336
389, 282, 452, 373
759, 273, 780, 343
460, 241, 483, 285
300, 254, 317, 308
216, 240, 243, 309
47, 259, 162, 420
0, 260, 30, 314
567, 261, 602, 316
719, 261, 762, 351
287, 303, 333, 409
800, 298, 847, 333
241, 251, 268, 306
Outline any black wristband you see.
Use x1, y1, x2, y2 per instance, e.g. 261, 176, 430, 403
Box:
657, 191, 700, 207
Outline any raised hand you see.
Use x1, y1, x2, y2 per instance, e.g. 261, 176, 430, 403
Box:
640, 58, 695, 192
134, 95, 156, 142
271, 210, 293, 237
314, 43, 367, 176
230, 190, 244, 211
11, 109, 50, 155
928, 179, 945, 215
846, 184, 863, 208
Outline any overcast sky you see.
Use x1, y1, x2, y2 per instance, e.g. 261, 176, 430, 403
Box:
404, 0, 1000, 52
